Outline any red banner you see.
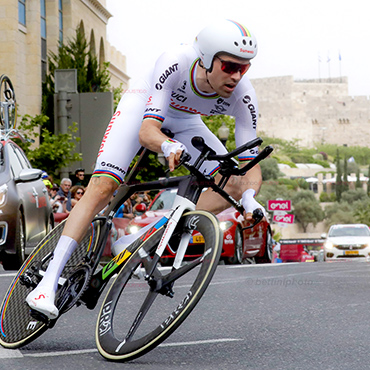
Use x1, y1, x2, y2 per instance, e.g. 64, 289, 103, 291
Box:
268, 200, 291, 211
273, 214, 294, 224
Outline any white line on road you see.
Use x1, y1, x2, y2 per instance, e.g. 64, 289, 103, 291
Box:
0, 338, 242, 359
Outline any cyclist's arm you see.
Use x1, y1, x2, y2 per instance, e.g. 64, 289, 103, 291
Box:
139, 119, 183, 172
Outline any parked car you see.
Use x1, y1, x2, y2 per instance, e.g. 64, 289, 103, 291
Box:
0, 136, 53, 270
322, 224, 370, 261
125, 189, 273, 265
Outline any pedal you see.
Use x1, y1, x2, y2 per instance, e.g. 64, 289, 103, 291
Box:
19, 271, 37, 289
29, 308, 49, 325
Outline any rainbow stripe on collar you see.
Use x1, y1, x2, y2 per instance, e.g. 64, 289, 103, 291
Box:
189, 59, 218, 99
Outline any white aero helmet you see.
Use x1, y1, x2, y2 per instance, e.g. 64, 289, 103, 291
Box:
194, 19, 258, 71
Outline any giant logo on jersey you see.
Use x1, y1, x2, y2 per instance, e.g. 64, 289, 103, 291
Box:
243, 95, 257, 130
155, 63, 179, 90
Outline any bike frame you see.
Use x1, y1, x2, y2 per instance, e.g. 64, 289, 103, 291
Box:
80, 138, 273, 310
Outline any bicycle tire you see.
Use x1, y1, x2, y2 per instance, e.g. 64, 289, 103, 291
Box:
0, 219, 101, 349
95, 210, 222, 362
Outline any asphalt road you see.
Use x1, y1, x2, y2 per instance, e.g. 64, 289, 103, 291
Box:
1, 261, 370, 370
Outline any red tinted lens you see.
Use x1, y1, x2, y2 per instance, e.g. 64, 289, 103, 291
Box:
220, 60, 250, 75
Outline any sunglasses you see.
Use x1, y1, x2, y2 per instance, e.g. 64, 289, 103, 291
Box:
76, 191, 84, 195
215, 56, 251, 75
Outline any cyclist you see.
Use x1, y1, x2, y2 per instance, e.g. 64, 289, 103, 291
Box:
26, 19, 266, 319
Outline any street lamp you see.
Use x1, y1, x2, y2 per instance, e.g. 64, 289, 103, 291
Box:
218, 122, 230, 147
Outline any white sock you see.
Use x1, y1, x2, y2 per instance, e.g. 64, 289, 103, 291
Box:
37, 235, 78, 292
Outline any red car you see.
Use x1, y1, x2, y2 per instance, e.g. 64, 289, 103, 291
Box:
125, 189, 273, 265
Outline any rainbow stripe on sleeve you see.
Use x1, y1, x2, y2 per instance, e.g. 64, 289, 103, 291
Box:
238, 155, 256, 162
143, 113, 165, 124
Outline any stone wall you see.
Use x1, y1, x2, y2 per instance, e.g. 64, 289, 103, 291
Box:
252, 75, 370, 148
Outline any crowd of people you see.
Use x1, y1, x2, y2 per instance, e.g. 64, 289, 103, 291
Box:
42, 169, 87, 216
42, 168, 151, 219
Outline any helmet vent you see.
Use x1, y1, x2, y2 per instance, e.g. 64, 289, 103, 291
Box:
234, 41, 239, 47
242, 39, 247, 45
249, 40, 253, 46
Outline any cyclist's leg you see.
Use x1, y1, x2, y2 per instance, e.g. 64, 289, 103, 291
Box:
0, 220, 100, 348
26, 85, 148, 318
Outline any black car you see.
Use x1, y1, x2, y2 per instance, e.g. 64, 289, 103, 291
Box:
0, 136, 53, 270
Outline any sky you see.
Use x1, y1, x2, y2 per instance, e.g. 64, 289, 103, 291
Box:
105, 0, 370, 97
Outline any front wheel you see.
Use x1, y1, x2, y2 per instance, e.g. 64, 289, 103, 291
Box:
96, 210, 222, 362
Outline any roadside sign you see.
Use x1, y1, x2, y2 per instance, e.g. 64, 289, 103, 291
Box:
273, 214, 294, 224
268, 200, 291, 212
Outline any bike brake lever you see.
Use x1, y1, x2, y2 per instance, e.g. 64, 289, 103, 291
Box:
242, 208, 264, 230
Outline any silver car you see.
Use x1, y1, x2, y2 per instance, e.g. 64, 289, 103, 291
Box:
0, 137, 53, 270
323, 224, 370, 261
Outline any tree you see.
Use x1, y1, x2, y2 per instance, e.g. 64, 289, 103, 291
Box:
325, 202, 356, 227
14, 114, 82, 179
355, 169, 362, 189
336, 149, 343, 202
353, 199, 370, 225
292, 190, 324, 232
259, 157, 282, 181
42, 27, 111, 132
341, 188, 368, 203
343, 156, 349, 192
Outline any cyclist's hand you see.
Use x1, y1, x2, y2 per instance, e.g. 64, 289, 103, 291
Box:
161, 139, 187, 172
241, 189, 267, 222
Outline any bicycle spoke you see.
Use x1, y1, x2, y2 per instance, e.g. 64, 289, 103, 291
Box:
161, 247, 212, 287
124, 290, 158, 343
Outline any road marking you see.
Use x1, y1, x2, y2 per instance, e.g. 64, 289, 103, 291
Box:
0, 338, 242, 359
0, 273, 16, 278
160, 338, 242, 347
0, 346, 23, 358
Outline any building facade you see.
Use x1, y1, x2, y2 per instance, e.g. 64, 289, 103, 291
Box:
252, 76, 370, 148
0, 0, 129, 118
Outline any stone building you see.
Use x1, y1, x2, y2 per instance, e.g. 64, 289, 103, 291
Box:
252, 76, 370, 148
0, 0, 129, 118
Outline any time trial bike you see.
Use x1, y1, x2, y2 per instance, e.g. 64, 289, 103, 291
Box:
0, 132, 272, 362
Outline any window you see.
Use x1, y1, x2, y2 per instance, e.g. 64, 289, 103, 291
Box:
18, 0, 26, 26
40, 0, 47, 82
59, 0, 63, 43
7, 144, 23, 178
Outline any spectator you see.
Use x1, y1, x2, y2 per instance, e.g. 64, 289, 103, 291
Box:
74, 168, 86, 186
49, 184, 62, 213
121, 198, 135, 220
57, 178, 72, 212
70, 185, 85, 208
142, 191, 152, 207
42, 171, 53, 193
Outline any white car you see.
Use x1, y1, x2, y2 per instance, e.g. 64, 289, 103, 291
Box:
323, 224, 370, 261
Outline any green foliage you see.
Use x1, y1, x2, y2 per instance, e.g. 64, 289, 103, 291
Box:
317, 143, 370, 166
259, 157, 282, 180
353, 199, 370, 225
336, 149, 342, 202
291, 190, 324, 232
201, 115, 236, 152
324, 202, 356, 227
319, 192, 336, 202
14, 114, 82, 178
340, 188, 368, 203
277, 177, 311, 191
